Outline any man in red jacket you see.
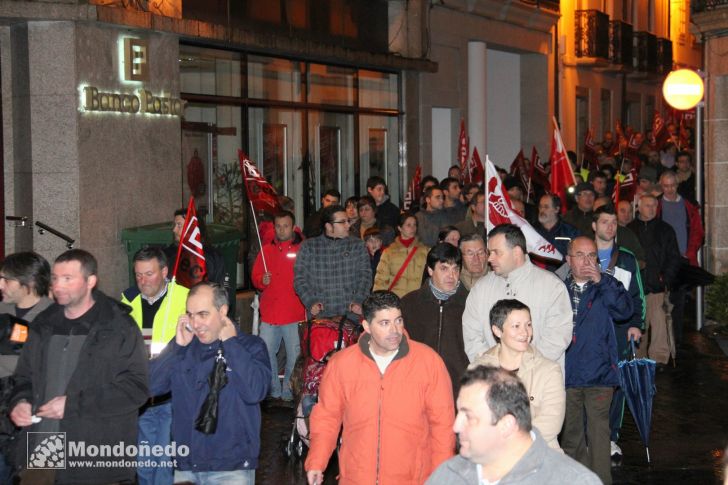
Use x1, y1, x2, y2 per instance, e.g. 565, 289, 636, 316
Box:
252, 211, 306, 401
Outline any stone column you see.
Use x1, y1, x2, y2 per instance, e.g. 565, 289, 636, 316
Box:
468, 41, 487, 157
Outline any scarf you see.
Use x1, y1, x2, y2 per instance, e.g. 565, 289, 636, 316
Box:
428, 278, 459, 301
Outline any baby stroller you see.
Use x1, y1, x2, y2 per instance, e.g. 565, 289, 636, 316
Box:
284, 315, 362, 460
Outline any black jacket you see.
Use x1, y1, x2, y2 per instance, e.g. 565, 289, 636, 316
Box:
376, 199, 401, 230
400, 283, 469, 396
10, 291, 148, 484
628, 218, 681, 294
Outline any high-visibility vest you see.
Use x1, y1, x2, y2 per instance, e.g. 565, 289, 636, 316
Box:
122, 282, 189, 356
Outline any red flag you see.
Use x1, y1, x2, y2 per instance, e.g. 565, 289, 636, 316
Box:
484, 156, 562, 261
239, 150, 282, 216
457, 118, 469, 182
550, 118, 577, 214
469, 147, 485, 185
583, 129, 598, 170
650, 111, 670, 151
614, 169, 637, 205
531, 146, 548, 179
509, 149, 529, 190
403, 165, 422, 211
172, 197, 207, 288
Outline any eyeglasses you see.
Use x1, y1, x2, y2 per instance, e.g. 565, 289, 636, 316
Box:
463, 250, 487, 258
331, 220, 350, 225
568, 252, 597, 261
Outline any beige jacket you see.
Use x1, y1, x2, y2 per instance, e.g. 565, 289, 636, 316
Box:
471, 344, 565, 450
373, 237, 429, 297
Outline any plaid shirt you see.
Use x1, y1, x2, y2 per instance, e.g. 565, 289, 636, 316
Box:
567, 275, 593, 321
294, 234, 372, 318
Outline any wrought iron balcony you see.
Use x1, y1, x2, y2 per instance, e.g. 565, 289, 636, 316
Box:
520, 0, 560, 11
657, 38, 673, 75
692, 0, 728, 13
575, 10, 610, 59
609, 20, 633, 66
633, 31, 658, 73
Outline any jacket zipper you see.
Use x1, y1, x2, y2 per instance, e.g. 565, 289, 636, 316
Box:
436, 302, 444, 353
376, 373, 383, 485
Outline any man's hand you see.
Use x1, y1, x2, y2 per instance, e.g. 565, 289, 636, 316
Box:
176, 314, 194, 347
307, 470, 323, 485
10, 401, 33, 427
349, 303, 362, 316
310, 303, 324, 316
627, 327, 642, 342
220, 315, 238, 342
36, 396, 66, 420
262, 272, 272, 286
583, 261, 601, 284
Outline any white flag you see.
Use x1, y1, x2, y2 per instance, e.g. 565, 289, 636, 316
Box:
485, 155, 563, 261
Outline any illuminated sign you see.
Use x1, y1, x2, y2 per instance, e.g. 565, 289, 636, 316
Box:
123, 38, 149, 82
78, 36, 185, 117
81, 86, 184, 116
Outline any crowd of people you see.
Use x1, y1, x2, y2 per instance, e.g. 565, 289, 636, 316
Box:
0, 125, 706, 485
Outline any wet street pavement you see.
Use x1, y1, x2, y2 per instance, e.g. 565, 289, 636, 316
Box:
256, 327, 728, 484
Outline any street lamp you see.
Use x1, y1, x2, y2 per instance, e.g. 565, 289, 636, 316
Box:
662, 68, 706, 331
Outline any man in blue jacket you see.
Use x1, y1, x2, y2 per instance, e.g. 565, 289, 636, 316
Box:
561, 237, 634, 485
150, 282, 271, 484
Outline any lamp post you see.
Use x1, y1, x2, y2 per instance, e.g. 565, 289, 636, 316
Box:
662, 68, 705, 330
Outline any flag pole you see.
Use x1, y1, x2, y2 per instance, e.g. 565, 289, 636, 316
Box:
249, 200, 269, 273
485, 154, 491, 235
172, 197, 195, 279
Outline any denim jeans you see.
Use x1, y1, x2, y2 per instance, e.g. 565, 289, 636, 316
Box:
174, 469, 254, 485
137, 402, 173, 485
259, 321, 300, 399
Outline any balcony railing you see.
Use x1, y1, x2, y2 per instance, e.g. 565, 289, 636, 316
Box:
692, 0, 728, 13
520, 0, 560, 11
633, 31, 658, 73
609, 20, 633, 66
575, 10, 610, 59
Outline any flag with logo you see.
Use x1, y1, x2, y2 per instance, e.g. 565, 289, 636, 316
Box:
550, 118, 577, 214
613, 168, 637, 206
403, 165, 422, 210
172, 197, 207, 289
239, 150, 282, 216
468, 147, 485, 185
457, 118, 470, 182
583, 129, 599, 170
485, 155, 562, 261
650, 111, 670, 151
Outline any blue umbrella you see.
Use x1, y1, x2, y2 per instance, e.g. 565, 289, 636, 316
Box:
617, 338, 657, 463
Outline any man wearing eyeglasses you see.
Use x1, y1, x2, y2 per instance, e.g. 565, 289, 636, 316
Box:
561, 237, 633, 485
294, 204, 371, 321
457, 234, 487, 291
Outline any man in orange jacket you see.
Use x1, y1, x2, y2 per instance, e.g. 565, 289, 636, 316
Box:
305, 291, 455, 485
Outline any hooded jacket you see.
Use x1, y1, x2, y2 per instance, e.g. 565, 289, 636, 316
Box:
305, 334, 455, 485
251, 233, 306, 324
10, 291, 148, 484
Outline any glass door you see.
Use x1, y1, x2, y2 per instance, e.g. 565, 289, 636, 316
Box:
308, 111, 354, 206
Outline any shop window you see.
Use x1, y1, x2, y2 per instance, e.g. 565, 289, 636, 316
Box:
308, 63, 355, 106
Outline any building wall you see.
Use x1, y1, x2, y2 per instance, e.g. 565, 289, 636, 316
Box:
413, 2, 556, 175
2, 21, 182, 295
